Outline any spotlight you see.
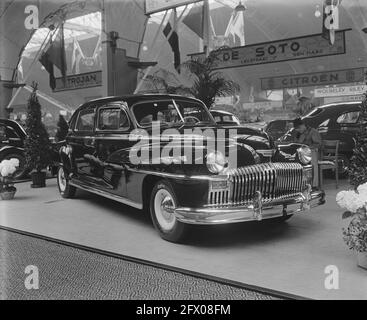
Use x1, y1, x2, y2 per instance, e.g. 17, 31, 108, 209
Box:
314, 5, 321, 18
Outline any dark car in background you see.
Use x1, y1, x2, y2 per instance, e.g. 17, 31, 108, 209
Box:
265, 119, 293, 140
57, 94, 325, 243
0, 118, 63, 179
279, 102, 362, 164
0, 119, 28, 178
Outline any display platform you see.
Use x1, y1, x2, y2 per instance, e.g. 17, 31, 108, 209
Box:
0, 179, 366, 300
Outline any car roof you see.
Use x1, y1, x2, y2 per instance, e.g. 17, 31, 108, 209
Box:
79, 94, 203, 110
0, 118, 26, 135
315, 101, 361, 111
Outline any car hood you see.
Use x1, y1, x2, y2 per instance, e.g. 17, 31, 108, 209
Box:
141, 124, 271, 150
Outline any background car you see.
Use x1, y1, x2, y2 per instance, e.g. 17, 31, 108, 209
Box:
265, 119, 293, 140
0, 118, 62, 179
0, 119, 28, 179
279, 101, 362, 165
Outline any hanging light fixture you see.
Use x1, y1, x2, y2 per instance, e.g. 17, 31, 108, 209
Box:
235, 1, 246, 12
314, 4, 321, 18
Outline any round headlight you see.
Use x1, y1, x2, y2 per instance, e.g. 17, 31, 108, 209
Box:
297, 146, 312, 164
206, 151, 227, 174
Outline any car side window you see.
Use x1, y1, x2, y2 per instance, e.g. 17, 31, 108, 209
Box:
98, 107, 130, 131
0, 124, 19, 140
0, 125, 6, 141
336, 111, 360, 124
318, 119, 330, 127
75, 108, 95, 132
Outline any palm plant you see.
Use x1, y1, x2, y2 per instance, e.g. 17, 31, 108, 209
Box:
181, 49, 240, 108
141, 48, 240, 109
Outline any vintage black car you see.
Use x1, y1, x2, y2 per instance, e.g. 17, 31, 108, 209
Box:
279, 102, 362, 164
0, 118, 64, 179
265, 119, 293, 140
57, 94, 325, 242
0, 119, 28, 178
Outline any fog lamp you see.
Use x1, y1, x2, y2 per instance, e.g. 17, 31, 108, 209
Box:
206, 151, 227, 174
297, 146, 312, 164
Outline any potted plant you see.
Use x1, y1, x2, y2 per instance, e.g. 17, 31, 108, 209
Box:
24, 84, 52, 188
0, 158, 20, 200
337, 184, 367, 269
340, 87, 367, 269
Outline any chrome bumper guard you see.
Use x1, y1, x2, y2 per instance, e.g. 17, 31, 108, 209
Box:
165, 186, 325, 225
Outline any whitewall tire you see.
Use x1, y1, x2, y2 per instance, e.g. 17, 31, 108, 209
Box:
150, 180, 189, 243
57, 166, 76, 198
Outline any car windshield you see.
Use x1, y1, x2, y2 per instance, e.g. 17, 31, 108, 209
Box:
132, 99, 215, 127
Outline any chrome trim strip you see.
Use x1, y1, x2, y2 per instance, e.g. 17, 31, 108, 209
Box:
69, 180, 143, 209
170, 190, 325, 225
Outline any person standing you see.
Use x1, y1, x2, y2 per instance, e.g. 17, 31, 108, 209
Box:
292, 118, 322, 187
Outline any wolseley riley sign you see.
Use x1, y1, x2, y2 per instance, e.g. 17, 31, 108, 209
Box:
261, 68, 365, 90
189, 29, 349, 70
314, 84, 367, 97
54, 71, 102, 92
145, 0, 201, 14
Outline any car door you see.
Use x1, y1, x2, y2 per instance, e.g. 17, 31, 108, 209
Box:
94, 102, 133, 196
334, 110, 361, 155
67, 105, 97, 184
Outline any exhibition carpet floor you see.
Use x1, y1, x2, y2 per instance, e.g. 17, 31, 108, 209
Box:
0, 179, 366, 300
0, 228, 279, 300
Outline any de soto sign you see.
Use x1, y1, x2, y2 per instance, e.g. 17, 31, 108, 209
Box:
189, 30, 349, 70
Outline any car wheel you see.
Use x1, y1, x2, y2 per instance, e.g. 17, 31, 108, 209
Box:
57, 166, 76, 198
2, 152, 28, 179
150, 180, 189, 243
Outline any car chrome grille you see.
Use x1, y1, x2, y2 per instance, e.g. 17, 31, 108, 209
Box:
208, 163, 305, 206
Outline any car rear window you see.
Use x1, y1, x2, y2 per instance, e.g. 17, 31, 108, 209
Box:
337, 111, 360, 124
267, 120, 285, 130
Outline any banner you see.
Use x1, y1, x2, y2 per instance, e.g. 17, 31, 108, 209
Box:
261, 67, 366, 90
145, 0, 201, 14
324, 95, 364, 104
314, 84, 367, 98
54, 71, 102, 92
189, 29, 350, 70
242, 101, 283, 111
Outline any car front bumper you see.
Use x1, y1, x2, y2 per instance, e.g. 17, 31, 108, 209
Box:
166, 188, 325, 225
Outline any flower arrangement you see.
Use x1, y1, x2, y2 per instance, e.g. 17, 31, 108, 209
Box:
0, 158, 19, 194
337, 182, 367, 253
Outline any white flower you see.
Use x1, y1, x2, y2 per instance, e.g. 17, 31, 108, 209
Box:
336, 190, 353, 209
0, 158, 19, 177
357, 183, 367, 200
336, 189, 367, 213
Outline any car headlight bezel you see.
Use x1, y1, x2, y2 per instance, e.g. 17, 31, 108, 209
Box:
206, 151, 228, 174
297, 146, 312, 164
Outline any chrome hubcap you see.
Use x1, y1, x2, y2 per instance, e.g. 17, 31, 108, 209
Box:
154, 189, 176, 232
58, 168, 67, 192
